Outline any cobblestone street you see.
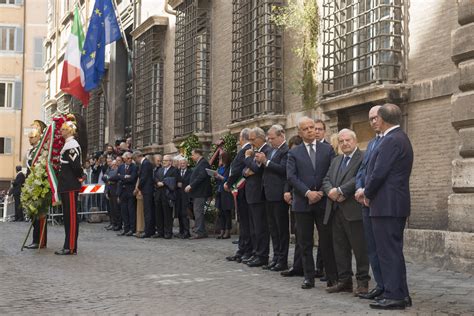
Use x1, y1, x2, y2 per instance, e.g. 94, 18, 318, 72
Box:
0, 222, 473, 315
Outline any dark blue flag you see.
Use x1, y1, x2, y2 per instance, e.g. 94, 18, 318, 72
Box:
81, 0, 122, 92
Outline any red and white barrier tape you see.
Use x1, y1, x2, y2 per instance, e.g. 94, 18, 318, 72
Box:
79, 184, 105, 194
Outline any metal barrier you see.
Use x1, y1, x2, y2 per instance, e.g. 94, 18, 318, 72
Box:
48, 184, 109, 225
0, 195, 15, 222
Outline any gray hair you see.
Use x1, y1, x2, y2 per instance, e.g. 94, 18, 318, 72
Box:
153, 154, 162, 160
268, 124, 285, 137
338, 128, 357, 141
240, 128, 251, 141
252, 127, 266, 140
122, 152, 132, 159
132, 150, 143, 158
297, 116, 314, 129
378, 103, 402, 125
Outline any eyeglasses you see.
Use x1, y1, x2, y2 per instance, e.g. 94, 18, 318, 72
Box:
314, 128, 325, 131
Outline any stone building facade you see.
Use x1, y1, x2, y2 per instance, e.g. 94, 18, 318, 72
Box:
43, 0, 473, 272
0, 0, 47, 188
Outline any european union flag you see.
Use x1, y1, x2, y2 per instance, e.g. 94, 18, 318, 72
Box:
81, 0, 122, 92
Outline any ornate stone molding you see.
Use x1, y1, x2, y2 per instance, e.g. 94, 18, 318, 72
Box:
130, 15, 168, 39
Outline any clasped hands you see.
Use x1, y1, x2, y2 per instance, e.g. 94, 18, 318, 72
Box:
328, 188, 346, 203
306, 190, 324, 205
354, 188, 370, 206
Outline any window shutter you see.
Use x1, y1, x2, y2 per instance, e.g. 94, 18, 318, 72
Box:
4, 138, 12, 154
34, 38, 44, 68
15, 27, 23, 53
15, 0, 23, 5
14, 81, 22, 110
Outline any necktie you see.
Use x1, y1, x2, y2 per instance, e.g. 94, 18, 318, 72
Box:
125, 164, 129, 172
181, 170, 185, 177
342, 155, 351, 170
308, 144, 316, 169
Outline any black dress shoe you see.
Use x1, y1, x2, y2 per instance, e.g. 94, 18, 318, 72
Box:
405, 296, 412, 307
181, 233, 191, 239
125, 231, 134, 236
262, 261, 277, 270
247, 258, 268, 267
117, 231, 127, 236
113, 226, 122, 231
152, 233, 164, 238
359, 287, 384, 300
369, 299, 406, 310
241, 255, 255, 264
54, 249, 76, 255
320, 275, 328, 282
271, 263, 288, 272
164, 234, 172, 239
226, 255, 241, 262
301, 278, 315, 289
280, 267, 304, 277
105, 224, 114, 230
232, 239, 239, 244
25, 243, 39, 249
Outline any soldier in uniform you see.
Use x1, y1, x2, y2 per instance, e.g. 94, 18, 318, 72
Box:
25, 120, 48, 249
55, 114, 87, 255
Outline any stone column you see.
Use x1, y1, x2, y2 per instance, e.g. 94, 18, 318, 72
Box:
449, 0, 474, 233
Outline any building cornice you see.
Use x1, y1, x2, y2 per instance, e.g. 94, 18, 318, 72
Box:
168, 0, 184, 10
130, 15, 169, 38
319, 83, 411, 114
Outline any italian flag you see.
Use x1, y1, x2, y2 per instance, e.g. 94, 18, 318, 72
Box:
60, 7, 89, 107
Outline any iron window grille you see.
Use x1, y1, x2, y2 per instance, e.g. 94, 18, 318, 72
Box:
133, 26, 164, 149
322, 0, 405, 97
231, 0, 283, 122
174, 0, 211, 138
84, 88, 106, 155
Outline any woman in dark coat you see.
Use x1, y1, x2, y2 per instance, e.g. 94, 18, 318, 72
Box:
214, 152, 234, 239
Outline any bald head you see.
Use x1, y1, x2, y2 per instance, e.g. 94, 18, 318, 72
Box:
379, 103, 402, 126
368, 105, 382, 134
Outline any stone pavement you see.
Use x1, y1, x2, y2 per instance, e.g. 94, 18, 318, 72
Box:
0, 221, 473, 315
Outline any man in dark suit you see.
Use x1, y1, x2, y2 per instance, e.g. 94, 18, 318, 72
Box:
322, 129, 369, 295
176, 158, 192, 238
355, 105, 385, 300
255, 125, 289, 271
314, 119, 329, 277
243, 127, 272, 267
103, 159, 121, 231
154, 154, 179, 239
363, 104, 414, 310
185, 149, 212, 239
287, 116, 337, 289
117, 152, 138, 236
133, 151, 155, 238
224, 128, 253, 262
10, 166, 25, 221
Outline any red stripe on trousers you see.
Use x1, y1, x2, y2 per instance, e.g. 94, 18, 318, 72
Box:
72, 191, 77, 253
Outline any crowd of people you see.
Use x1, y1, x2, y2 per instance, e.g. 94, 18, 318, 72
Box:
222, 103, 413, 311
14, 103, 413, 310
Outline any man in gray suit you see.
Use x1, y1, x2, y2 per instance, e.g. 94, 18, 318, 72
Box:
322, 129, 370, 295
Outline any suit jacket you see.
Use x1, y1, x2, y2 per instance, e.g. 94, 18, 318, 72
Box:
227, 143, 252, 187
117, 163, 138, 196
244, 143, 272, 204
154, 166, 179, 200
365, 127, 414, 217
262, 143, 289, 202
287, 141, 336, 212
321, 149, 364, 224
10, 172, 25, 196
177, 168, 192, 210
356, 136, 380, 190
189, 157, 212, 198
103, 167, 119, 197
137, 158, 154, 195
